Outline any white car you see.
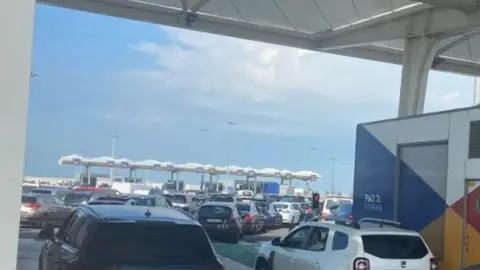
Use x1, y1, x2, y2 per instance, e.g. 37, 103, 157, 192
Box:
254, 218, 438, 270
273, 202, 302, 225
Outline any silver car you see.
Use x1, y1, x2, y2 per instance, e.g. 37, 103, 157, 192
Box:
20, 193, 72, 227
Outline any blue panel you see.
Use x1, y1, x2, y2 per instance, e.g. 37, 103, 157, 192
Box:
353, 125, 396, 220
398, 158, 447, 232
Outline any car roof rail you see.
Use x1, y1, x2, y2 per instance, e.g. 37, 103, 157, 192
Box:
357, 218, 402, 228
323, 216, 361, 229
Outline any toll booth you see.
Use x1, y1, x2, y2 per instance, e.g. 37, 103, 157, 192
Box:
353, 106, 480, 269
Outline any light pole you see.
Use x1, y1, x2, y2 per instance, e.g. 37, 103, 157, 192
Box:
225, 121, 239, 183
110, 133, 116, 185
309, 147, 318, 190
200, 128, 210, 191
330, 157, 336, 193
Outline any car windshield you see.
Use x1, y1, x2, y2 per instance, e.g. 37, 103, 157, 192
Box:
164, 194, 187, 204
236, 204, 251, 213
86, 223, 217, 266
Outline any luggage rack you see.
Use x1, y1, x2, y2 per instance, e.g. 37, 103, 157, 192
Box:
323, 216, 403, 230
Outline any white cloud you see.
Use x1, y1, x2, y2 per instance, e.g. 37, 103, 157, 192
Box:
122, 26, 472, 135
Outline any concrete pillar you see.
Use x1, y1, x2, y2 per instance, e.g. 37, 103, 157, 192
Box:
398, 36, 442, 117
1, 8, 35, 269
474, 77, 480, 105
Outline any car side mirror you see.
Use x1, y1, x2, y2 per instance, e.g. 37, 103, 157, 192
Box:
37, 223, 55, 241
271, 237, 282, 246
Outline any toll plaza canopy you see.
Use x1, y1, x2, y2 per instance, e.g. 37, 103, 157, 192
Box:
38, 0, 480, 117
58, 154, 321, 181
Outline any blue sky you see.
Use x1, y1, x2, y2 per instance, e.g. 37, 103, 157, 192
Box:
26, 4, 476, 193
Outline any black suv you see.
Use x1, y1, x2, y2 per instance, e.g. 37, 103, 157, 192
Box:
37, 205, 225, 270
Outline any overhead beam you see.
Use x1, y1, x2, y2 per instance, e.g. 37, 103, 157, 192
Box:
332, 45, 480, 76
38, 0, 480, 76
413, 0, 479, 13
317, 6, 480, 50
39, 0, 316, 49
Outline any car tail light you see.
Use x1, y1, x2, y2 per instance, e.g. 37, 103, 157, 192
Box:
353, 258, 370, 270
348, 213, 353, 219
244, 214, 253, 221
430, 257, 439, 269
25, 203, 40, 209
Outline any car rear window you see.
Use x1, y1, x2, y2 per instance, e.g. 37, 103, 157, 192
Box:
22, 196, 37, 204
241, 191, 253, 197
31, 189, 52, 195
86, 223, 217, 266
164, 194, 187, 204
132, 198, 156, 206
198, 205, 232, 217
211, 195, 234, 202
273, 203, 288, 209
337, 203, 352, 213
361, 235, 428, 259
64, 193, 91, 204
97, 196, 129, 202
236, 204, 251, 213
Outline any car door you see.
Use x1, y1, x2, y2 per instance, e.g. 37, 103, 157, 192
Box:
291, 204, 301, 223
53, 210, 88, 270
272, 225, 313, 270
295, 225, 332, 270
43, 210, 79, 270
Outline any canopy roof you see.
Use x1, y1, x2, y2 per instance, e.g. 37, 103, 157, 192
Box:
59, 154, 321, 181
42, 0, 480, 75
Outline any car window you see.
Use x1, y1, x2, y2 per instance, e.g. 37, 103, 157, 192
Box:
164, 194, 187, 204
337, 203, 352, 213
21, 195, 37, 204
73, 216, 89, 248
273, 203, 288, 209
307, 226, 329, 251
291, 204, 299, 210
65, 211, 87, 247
31, 189, 53, 195
198, 206, 232, 217
53, 197, 65, 205
361, 234, 428, 259
282, 226, 312, 249
57, 210, 80, 240
39, 195, 55, 204
332, 231, 349, 251
85, 223, 218, 266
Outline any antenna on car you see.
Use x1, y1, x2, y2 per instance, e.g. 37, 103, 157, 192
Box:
144, 209, 151, 218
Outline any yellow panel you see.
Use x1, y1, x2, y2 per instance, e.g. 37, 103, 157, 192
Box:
467, 226, 480, 266
443, 208, 463, 270
420, 213, 445, 260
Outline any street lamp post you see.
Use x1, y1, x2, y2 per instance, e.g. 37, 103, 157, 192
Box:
200, 128, 210, 191
330, 157, 336, 193
225, 121, 239, 184
110, 133, 116, 185
309, 147, 318, 190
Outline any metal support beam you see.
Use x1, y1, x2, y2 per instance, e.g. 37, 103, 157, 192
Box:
317, 6, 480, 50
398, 36, 443, 117
1, 2, 34, 267
413, 0, 479, 13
